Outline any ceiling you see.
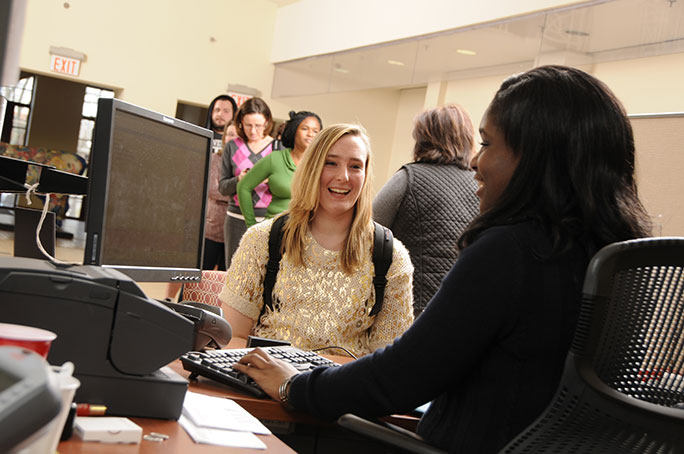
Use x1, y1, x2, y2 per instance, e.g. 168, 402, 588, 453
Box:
272, 0, 684, 97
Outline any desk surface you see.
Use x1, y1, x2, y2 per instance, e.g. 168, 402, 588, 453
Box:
57, 416, 294, 453
57, 344, 419, 453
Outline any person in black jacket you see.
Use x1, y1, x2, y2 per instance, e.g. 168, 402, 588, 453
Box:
233, 66, 652, 453
373, 104, 479, 317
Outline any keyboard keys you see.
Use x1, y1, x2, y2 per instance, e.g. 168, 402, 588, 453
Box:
180, 345, 338, 397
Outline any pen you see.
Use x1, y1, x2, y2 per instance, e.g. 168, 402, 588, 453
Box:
76, 403, 107, 416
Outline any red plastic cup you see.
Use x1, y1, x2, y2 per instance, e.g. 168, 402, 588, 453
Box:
0, 323, 57, 358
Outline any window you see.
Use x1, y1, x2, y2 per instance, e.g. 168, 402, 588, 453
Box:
66, 86, 114, 219
76, 86, 114, 159
1, 76, 35, 145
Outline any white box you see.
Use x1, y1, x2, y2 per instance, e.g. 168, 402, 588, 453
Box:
74, 417, 143, 444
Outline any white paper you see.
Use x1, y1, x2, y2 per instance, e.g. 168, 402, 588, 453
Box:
182, 391, 271, 435
179, 414, 266, 450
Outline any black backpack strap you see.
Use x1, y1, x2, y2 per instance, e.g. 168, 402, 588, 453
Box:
370, 222, 393, 316
261, 214, 288, 319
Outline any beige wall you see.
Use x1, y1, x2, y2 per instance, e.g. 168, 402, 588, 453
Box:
19, 0, 278, 116
269, 89, 402, 194
385, 87, 427, 182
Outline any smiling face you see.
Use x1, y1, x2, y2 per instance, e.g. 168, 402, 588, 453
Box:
471, 109, 520, 213
241, 113, 267, 142
317, 134, 368, 221
294, 116, 321, 151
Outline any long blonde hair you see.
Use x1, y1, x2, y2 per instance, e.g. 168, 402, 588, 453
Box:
280, 124, 374, 274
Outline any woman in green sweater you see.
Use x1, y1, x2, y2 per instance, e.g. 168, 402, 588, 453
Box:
237, 111, 322, 227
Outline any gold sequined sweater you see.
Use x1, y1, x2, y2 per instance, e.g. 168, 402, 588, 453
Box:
219, 218, 414, 357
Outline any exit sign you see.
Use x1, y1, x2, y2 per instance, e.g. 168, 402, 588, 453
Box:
228, 92, 252, 107
50, 54, 81, 76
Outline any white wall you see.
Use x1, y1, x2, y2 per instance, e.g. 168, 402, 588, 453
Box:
19, 0, 278, 115
271, 0, 592, 62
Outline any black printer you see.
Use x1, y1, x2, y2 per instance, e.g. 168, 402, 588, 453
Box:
0, 257, 194, 419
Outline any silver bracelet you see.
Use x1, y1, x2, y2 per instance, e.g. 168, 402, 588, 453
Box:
278, 375, 295, 409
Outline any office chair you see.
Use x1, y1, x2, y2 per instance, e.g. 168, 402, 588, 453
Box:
500, 236, 684, 453
338, 237, 684, 454
179, 270, 228, 308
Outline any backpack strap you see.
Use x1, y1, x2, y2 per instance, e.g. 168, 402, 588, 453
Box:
370, 222, 393, 316
260, 217, 393, 320
261, 214, 289, 319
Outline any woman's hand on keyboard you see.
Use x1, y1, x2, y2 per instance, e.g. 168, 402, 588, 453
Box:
234, 347, 299, 402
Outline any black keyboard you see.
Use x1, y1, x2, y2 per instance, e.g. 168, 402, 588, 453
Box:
180, 346, 338, 397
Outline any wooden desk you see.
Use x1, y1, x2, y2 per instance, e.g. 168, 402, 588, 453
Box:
57, 416, 294, 454
58, 345, 418, 453
57, 358, 297, 453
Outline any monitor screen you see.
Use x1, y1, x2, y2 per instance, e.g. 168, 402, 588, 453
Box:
84, 98, 211, 282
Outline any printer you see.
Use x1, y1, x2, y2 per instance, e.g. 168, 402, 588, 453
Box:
0, 256, 194, 419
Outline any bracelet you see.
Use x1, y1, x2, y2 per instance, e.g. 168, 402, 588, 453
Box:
278, 375, 295, 410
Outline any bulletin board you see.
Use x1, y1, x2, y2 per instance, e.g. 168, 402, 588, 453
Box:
630, 113, 684, 236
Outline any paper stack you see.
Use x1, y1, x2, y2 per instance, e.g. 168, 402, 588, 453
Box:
180, 391, 271, 449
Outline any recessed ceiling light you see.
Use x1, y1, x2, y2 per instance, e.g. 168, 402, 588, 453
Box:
387, 60, 405, 66
456, 49, 477, 56
565, 29, 590, 37
334, 67, 350, 74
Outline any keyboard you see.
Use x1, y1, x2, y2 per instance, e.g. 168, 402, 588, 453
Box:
180, 346, 338, 397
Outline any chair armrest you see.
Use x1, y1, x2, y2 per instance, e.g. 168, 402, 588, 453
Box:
337, 413, 447, 454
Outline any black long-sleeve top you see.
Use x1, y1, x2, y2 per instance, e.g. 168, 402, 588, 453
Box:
289, 220, 590, 453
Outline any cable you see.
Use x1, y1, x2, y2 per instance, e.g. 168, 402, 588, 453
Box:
23, 183, 79, 266
311, 346, 357, 360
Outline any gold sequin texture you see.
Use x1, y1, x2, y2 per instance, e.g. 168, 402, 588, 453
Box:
219, 219, 414, 357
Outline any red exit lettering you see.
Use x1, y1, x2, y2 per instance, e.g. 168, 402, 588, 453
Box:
50, 55, 80, 76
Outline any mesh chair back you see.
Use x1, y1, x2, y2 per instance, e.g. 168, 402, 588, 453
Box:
579, 237, 684, 406
501, 237, 684, 453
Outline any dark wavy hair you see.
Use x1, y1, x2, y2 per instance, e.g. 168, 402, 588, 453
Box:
235, 97, 273, 141
458, 65, 651, 256
281, 110, 322, 149
412, 104, 475, 168
206, 94, 237, 131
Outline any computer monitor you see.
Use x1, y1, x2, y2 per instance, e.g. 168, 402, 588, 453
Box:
84, 98, 211, 282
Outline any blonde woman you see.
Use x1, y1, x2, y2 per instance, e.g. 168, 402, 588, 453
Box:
219, 124, 414, 357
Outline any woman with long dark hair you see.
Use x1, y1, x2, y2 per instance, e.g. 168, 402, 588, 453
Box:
233, 66, 652, 453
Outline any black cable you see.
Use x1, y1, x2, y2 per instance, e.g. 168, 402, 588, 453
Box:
311, 346, 357, 360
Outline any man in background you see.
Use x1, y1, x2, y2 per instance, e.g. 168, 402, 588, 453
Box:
206, 94, 238, 152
